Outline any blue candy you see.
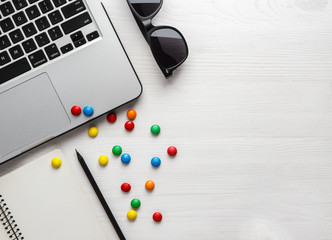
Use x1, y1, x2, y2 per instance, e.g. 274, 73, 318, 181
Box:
121, 153, 131, 164
83, 105, 94, 116
151, 157, 161, 167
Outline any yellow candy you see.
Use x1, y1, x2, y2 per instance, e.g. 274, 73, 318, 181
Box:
88, 126, 98, 138
98, 155, 108, 166
127, 210, 137, 221
51, 158, 61, 169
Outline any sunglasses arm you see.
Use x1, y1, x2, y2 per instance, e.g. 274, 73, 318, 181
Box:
132, 15, 154, 43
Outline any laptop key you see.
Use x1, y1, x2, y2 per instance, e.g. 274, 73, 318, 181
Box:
22, 22, 37, 37
35, 32, 50, 47
52, 0, 66, 7
0, 50, 10, 66
9, 28, 24, 43
48, 26, 62, 40
61, 0, 85, 19
35, 16, 50, 31
0, 34, 10, 50
12, 0, 28, 10
61, 12, 92, 35
73, 37, 85, 48
60, 43, 73, 54
9, 44, 24, 59
25, 5, 41, 20
70, 30, 82, 42
28, 49, 47, 67
0, 17, 14, 33
86, 31, 99, 42
0, 2, 14, 17
45, 43, 60, 60
22, 38, 37, 53
38, 0, 54, 14
0, 57, 31, 85
48, 10, 63, 25
12, 11, 28, 26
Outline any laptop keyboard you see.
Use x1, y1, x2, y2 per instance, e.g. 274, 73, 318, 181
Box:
0, 0, 100, 85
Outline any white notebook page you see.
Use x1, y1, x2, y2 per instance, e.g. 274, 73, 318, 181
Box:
0, 149, 107, 240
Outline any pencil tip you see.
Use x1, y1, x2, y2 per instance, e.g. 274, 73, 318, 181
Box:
75, 149, 81, 159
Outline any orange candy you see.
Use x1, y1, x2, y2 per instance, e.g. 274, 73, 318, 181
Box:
145, 180, 155, 191
127, 109, 137, 120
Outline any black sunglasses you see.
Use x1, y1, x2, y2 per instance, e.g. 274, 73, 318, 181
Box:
126, 0, 189, 78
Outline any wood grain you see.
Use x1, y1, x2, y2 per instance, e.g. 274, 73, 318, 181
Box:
1, 0, 332, 239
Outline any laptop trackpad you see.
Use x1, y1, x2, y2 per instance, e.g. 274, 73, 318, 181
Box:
0, 73, 70, 158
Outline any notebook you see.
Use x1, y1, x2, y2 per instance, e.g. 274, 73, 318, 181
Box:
0, 149, 107, 240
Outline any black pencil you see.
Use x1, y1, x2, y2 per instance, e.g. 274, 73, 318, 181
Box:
76, 150, 126, 240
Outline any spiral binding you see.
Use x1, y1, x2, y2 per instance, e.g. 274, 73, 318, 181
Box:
0, 195, 24, 240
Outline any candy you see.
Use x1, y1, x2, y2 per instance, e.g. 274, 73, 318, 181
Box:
88, 126, 98, 138
112, 145, 122, 156
71, 105, 81, 116
130, 198, 141, 209
98, 155, 108, 166
153, 212, 162, 222
107, 113, 117, 123
167, 146, 177, 156
150, 124, 161, 135
151, 157, 161, 167
127, 210, 137, 221
145, 180, 155, 191
51, 157, 61, 168
83, 105, 94, 116
127, 109, 137, 120
121, 153, 131, 164
121, 183, 131, 192
124, 121, 135, 131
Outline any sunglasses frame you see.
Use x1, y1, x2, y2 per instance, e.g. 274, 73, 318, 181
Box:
126, 0, 189, 78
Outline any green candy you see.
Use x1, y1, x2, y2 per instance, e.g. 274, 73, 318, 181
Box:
131, 198, 141, 209
150, 124, 161, 135
112, 145, 122, 156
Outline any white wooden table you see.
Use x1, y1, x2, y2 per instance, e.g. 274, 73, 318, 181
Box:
1, 0, 332, 239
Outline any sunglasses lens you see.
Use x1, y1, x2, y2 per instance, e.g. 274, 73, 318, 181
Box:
129, 0, 161, 17
150, 28, 188, 69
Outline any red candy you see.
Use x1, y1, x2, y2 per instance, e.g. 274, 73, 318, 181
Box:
153, 212, 162, 222
71, 105, 81, 116
167, 146, 177, 156
124, 121, 135, 131
107, 113, 117, 123
121, 183, 131, 192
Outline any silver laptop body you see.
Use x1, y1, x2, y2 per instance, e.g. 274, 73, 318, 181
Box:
0, 0, 142, 163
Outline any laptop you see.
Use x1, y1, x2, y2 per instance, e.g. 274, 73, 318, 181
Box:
0, 0, 142, 164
